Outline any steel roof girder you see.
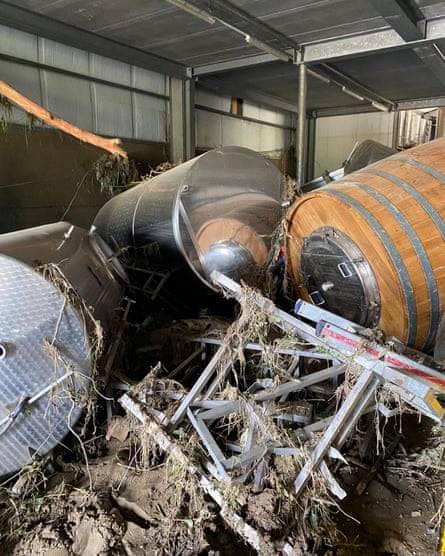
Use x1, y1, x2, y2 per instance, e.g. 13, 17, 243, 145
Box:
303, 21, 445, 63
193, 53, 280, 76
366, 0, 423, 41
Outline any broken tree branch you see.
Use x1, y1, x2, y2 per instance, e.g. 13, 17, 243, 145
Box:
0, 79, 127, 158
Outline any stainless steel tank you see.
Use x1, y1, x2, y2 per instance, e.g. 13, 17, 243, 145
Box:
93, 146, 285, 287
0, 222, 126, 475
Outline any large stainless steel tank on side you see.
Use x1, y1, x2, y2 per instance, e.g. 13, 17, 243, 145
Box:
93, 146, 285, 287
0, 222, 126, 475
286, 136, 445, 352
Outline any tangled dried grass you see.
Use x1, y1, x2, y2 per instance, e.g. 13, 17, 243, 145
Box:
94, 153, 139, 195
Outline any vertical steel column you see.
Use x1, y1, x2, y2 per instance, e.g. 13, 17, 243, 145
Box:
296, 62, 307, 187
169, 76, 195, 163
184, 78, 196, 160
169, 77, 185, 163
305, 114, 316, 182
392, 109, 400, 150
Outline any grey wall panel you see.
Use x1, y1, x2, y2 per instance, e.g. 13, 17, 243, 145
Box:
89, 52, 131, 87
91, 83, 133, 138
195, 87, 294, 155
41, 71, 94, 131
38, 37, 89, 73
243, 101, 293, 127
133, 93, 166, 142
196, 109, 293, 154
132, 65, 168, 96
0, 60, 42, 126
0, 26, 169, 143
195, 88, 231, 112
196, 110, 222, 148
0, 24, 38, 61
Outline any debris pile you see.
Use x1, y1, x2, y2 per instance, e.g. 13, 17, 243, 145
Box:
117, 272, 445, 553
2, 271, 445, 554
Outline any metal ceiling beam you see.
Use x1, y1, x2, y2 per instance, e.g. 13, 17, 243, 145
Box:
312, 95, 445, 117
193, 53, 279, 76
397, 97, 445, 110
197, 77, 298, 113
412, 43, 445, 85
310, 104, 384, 118
303, 21, 445, 63
365, 1, 445, 85
315, 64, 395, 109
199, 0, 298, 51
366, 0, 423, 41
0, 1, 188, 79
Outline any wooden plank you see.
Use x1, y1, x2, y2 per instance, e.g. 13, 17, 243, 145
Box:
224, 446, 268, 470
320, 460, 347, 499
198, 400, 243, 421
187, 336, 334, 359
211, 271, 324, 346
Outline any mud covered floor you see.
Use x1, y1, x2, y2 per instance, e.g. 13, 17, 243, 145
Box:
3, 416, 445, 556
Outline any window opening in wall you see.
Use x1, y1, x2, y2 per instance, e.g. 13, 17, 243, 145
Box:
230, 97, 243, 116
396, 108, 438, 150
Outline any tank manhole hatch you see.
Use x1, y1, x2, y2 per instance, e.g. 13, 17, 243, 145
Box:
300, 227, 380, 327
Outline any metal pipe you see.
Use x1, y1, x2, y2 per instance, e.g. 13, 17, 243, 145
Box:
296, 62, 307, 187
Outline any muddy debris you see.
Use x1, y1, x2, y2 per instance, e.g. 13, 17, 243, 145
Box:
1, 273, 445, 555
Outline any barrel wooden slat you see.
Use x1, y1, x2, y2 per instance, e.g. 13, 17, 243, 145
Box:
286, 136, 445, 350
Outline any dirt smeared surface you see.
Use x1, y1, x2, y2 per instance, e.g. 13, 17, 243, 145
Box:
3, 415, 444, 556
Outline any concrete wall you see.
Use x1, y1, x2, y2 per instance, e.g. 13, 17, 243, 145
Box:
313, 112, 394, 177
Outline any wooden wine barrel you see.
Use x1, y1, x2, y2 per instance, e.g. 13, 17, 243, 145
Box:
286, 136, 445, 351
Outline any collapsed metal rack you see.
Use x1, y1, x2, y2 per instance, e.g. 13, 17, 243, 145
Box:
120, 271, 445, 554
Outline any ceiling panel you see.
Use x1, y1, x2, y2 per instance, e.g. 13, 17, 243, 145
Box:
1, 0, 445, 114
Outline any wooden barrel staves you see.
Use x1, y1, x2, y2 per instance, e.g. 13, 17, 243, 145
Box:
286, 136, 445, 351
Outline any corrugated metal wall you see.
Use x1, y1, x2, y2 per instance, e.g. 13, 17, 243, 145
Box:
0, 25, 168, 142
0, 25, 169, 233
314, 112, 394, 176
195, 87, 295, 158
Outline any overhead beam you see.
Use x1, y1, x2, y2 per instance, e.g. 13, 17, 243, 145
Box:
366, 1, 445, 87
197, 76, 299, 113
316, 64, 395, 108
200, 0, 297, 51
310, 104, 385, 118
303, 21, 445, 63
396, 96, 445, 110
412, 43, 445, 85
0, 1, 188, 79
193, 53, 279, 76
366, 0, 423, 41
311, 95, 445, 117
